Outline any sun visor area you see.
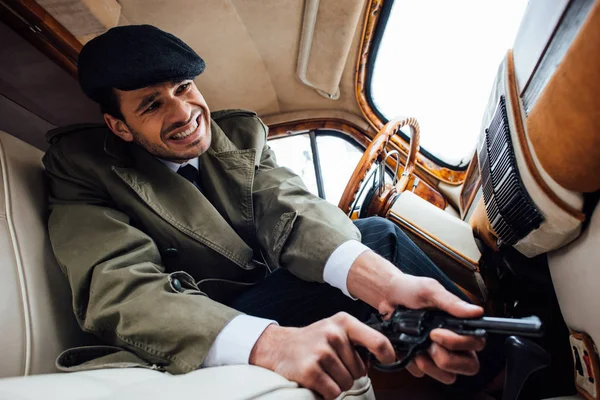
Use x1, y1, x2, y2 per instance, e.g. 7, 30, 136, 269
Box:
33, 0, 282, 115
35, 0, 121, 44
297, 0, 364, 99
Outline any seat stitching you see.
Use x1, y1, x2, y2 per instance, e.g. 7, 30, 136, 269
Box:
0, 136, 32, 376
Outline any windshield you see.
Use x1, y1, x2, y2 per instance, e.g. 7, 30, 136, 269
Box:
370, 0, 528, 168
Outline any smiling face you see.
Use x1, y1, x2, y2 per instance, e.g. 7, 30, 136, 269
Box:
103, 80, 211, 163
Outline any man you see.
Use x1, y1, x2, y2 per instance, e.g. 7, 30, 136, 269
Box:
44, 25, 488, 399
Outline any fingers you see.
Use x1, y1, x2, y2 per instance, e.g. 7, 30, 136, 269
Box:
427, 343, 480, 376
410, 329, 482, 384
319, 350, 355, 393
413, 353, 456, 384
310, 366, 342, 400
411, 345, 481, 385
430, 328, 486, 352
334, 313, 396, 365
406, 361, 425, 378
402, 275, 483, 318
328, 334, 367, 379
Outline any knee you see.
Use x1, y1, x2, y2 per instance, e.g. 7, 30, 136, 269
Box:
358, 216, 396, 233
355, 216, 400, 241
356, 217, 399, 260
372, 216, 394, 228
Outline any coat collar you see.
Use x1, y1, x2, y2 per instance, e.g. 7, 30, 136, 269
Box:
157, 156, 199, 172
109, 120, 256, 268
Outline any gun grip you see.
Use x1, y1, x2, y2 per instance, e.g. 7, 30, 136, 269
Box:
502, 336, 550, 400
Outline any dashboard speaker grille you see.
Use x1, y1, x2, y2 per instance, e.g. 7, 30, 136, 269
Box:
478, 96, 544, 246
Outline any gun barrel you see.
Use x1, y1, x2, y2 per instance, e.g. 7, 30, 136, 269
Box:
458, 316, 543, 337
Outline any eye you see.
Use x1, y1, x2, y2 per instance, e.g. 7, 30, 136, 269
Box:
144, 101, 160, 114
176, 82, 191, 94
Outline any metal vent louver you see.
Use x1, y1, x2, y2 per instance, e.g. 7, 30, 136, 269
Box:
478, 96, 544, 246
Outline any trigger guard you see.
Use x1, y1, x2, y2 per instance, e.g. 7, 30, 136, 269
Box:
373, 332, 432, 372
373, 352, 414, 372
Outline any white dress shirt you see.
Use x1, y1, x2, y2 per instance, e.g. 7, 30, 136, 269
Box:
160, 157, 200, 173
158, 157, 369, 367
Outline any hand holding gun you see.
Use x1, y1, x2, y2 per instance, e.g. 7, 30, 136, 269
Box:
363, 307, 543, 371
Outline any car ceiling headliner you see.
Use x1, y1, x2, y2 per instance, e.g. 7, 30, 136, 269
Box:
37, 0, 372, 129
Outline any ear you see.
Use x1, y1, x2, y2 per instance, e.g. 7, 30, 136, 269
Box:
104, 114, 134, 142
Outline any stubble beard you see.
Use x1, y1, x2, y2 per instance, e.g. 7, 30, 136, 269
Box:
127, 123, 210, 163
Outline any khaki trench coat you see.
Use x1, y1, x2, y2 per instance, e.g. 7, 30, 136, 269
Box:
43, 109, 360, 374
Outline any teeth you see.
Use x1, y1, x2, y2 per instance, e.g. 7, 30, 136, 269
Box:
171, 119, 199, 140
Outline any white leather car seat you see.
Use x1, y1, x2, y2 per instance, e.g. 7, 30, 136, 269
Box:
545, 207, 600, 400
532, 198, 598, 394
0, 130, 374, 400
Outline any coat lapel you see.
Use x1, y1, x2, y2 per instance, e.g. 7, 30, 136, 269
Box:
111, 136, 254, 269
198, 120, 257, 247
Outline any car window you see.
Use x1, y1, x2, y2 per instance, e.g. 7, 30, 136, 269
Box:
268, 133, 319, 196
369, 0, 528, 168
316, 134, 363, 205
269, 131, 383, 206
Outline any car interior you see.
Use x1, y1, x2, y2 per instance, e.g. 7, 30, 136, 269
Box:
0, 0, 599, 399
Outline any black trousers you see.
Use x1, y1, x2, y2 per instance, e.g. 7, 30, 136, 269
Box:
230, 216, 468, 324
229, 216, 503, 394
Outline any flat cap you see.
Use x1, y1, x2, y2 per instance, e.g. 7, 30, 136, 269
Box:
78, 25, 205, 102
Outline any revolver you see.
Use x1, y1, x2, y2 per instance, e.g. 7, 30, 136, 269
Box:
363, 307, 543, 371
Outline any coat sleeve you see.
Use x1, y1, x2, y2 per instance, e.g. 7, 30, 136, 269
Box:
250, 119, 361, 282
43, 146, 241, 374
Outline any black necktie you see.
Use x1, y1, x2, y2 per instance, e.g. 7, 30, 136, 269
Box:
177, 164, 202, 192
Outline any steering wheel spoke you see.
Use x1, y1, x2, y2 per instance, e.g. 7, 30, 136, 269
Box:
338, 117, 421, 216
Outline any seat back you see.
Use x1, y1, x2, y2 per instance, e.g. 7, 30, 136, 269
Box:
548, 206, 600, 398
512, 3, 600, 397
0, 131, 88, 378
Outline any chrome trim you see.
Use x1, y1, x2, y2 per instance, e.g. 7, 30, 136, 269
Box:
522, 0, 594, 114
348, 167, 378, 217
383, 149, 400, 186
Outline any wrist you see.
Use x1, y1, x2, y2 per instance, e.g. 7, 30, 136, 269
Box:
249, 324, 286, 368
346, 250, 403, 314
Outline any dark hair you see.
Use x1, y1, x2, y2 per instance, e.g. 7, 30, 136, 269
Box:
97, 88, 124, 121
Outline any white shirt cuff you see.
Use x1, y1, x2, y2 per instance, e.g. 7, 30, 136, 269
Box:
201, 315, 277, 367
323, 240, 370, 300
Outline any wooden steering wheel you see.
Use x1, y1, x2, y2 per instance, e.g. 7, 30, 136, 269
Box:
338, 117, 421, 216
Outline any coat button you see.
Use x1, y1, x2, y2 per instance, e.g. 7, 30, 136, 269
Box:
164, 248, 179, 259
172, 278, 183, 292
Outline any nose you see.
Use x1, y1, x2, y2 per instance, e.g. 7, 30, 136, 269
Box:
164, 97, 192, 133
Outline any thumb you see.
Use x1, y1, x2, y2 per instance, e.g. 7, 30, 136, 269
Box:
428, 283, 483, 318
417, 278, 483, 318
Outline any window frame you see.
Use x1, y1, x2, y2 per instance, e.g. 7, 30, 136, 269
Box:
308, 130, 326, 199
268, 129, 394, 203
364, 0, 469, 171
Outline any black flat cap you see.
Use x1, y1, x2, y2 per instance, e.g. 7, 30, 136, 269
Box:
78, 25, 205, 102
